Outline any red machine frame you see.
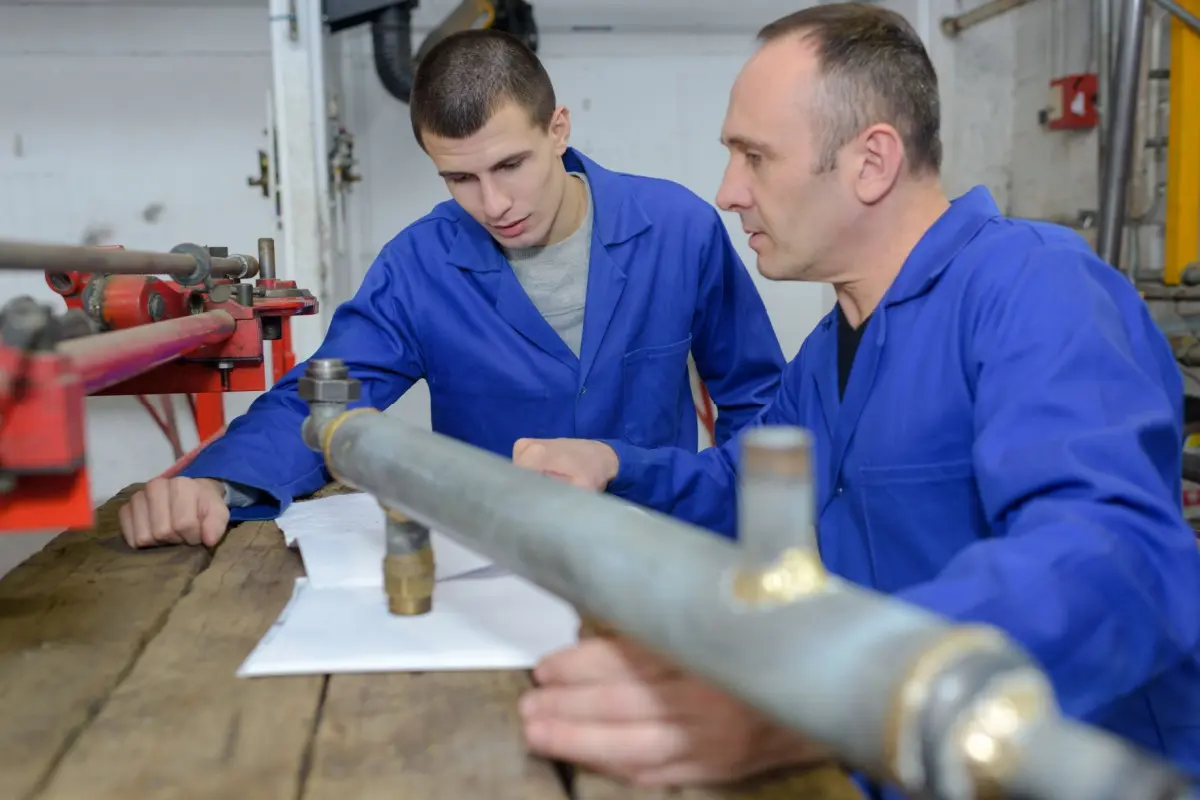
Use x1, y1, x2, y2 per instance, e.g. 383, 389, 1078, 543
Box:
0, 237, 316, 533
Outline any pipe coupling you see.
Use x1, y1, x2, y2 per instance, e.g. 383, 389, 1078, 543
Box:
952, 670, 1056, 798
382, 506, 435, 616
886, 626, 1051, 799
384, 546, 435, 616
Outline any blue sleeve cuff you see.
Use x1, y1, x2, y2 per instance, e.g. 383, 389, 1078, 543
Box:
179, 458, 327, 522
598, 438, 649, 499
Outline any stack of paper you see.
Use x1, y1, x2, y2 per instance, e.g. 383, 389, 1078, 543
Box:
237, 492, 579, 677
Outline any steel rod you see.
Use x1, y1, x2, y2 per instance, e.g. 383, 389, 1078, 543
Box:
0, 240, 258, 278
310, 400, 1193, 800
1097, 0, 1114, 192
940, 0, 1036, 38
58, 310, 236, 393
1098, 0, 1150, 267
1154, 0, 1200, 34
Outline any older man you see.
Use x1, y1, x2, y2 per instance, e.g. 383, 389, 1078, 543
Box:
512, 2, 1200, 791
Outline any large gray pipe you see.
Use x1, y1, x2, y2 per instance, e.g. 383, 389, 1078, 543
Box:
299, 359, 1194, 800
1097, 0, 1149, 268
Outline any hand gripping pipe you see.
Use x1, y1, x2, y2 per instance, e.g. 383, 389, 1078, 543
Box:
298, 358, 1195, 800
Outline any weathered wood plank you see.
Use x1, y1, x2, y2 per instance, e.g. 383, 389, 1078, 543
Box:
285, 483, 567, 798
0, 485, 210, 800
303, 669, 568, 799
574, 763, 865, 800
34, 517, 325, 800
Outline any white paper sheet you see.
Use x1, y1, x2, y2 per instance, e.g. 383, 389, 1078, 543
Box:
238, 493, 579, 678
237, 576, 579, 677
273, 492, 496, 587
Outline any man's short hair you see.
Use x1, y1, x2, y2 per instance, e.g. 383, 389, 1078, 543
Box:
409, 29, 557, 149
758, 3, 942, 175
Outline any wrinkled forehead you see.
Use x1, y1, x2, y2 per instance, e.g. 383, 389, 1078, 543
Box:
722, 40, 821, 151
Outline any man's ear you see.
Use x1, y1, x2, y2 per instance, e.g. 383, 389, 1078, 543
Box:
549, 106, 572, 154
853, 123, 904, 205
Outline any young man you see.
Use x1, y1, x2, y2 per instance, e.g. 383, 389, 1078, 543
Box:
511, 3, 1200, 791
117, 29, 784, 548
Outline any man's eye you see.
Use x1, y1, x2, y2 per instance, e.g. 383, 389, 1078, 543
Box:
498, 160, 522, 171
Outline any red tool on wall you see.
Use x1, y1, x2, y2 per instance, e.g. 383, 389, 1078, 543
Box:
1044, 73, 1099, 131
0, 237, 316, 533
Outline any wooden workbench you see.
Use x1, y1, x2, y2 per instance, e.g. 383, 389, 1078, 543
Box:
0, 483, 862, 800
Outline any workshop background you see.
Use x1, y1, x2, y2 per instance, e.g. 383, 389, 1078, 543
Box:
0, 0, 1167, 573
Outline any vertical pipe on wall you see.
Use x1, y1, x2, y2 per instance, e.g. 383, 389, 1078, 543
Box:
1096, 0, 1113, 197
1098, 0, 1149, 269
268, 0, 330, 360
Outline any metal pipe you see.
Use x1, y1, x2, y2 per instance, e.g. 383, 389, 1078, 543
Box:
315, 409, 995, 789
1155, 0, 1200, 34
0, 240, 258, 279
257, 237, 277, 280
58, 310, 236, 393
1097, 0, 1113, 175
299, 359, 1194, 800
738, 426, 818, 571
940, 0, 1036, 38
1098, 0, 1150, 268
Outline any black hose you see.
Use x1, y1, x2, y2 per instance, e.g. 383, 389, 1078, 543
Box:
371, 3, 418, 105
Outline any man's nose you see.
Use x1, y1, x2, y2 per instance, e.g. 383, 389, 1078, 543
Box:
480, 180, 512, 220
716, 163, 750, 212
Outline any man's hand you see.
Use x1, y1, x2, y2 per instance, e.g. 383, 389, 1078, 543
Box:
118, 477, 230, 550
512, 438, 620, 492
519, 635, 828, 787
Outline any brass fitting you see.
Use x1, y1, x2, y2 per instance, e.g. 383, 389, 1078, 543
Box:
729, 546, 828, 607
953, 671, 1056, 797
382, 506, 436, 616
884, 626, 1054, 797
384, 547, 435, 615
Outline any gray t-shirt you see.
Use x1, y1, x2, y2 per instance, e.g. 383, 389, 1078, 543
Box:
502, 171, 593, 357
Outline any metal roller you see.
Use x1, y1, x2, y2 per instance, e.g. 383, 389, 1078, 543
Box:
0, 239, 258, 280
57, 310, 236, 393
297, 357, 1195, 800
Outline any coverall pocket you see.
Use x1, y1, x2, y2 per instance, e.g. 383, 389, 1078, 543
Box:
621, 336, 692, 448
856, 459, 981, 592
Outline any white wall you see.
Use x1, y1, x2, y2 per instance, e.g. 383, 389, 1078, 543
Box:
912, 0, 1120, 235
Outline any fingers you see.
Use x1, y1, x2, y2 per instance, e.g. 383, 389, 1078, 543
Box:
118, 477, 226, 549
522, 717, 690, 773
118, 502, 135, 548
199, 499, 230, 547
512, 438, 545, 465
534, 637, 679, 686
124, 488, 167, 548
520, 677, 700, 724
169, 478, 202, 545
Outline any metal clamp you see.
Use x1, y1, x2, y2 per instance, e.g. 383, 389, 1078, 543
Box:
169, 242, 213, 289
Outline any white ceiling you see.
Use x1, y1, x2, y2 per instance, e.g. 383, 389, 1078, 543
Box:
0, 0, 826, 32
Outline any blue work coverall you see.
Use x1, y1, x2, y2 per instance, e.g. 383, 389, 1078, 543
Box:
181, 148, 785, 520
601, 187, 1200, 778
